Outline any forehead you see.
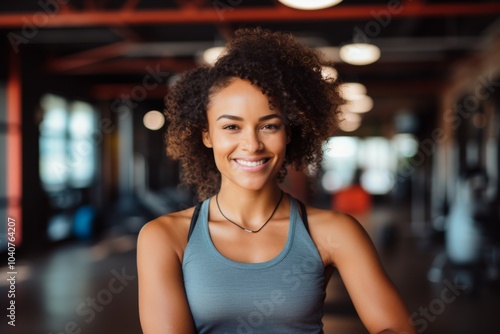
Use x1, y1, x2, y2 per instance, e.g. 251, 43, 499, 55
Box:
208, 78, 271, 111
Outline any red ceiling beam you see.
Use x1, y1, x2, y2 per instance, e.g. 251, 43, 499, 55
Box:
47, 58, 196, 75
1, 3, 500, 27
45, 42, 133, 72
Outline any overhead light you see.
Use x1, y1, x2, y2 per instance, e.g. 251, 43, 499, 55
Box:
143, 110, 165, 131
201, 46, 226, 66
278, 0, 343, 10
339, 82, 367, 100
339, 82, 373, 113
339, 43, 381, 65
338, 112, 362, 132
321, 66, 338, 82
341, 95, 374, 113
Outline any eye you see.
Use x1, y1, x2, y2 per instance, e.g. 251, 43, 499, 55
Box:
261, 123, 282, 131
222, 124, 239, 130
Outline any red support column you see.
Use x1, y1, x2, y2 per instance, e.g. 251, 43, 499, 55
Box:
6, 47, 22, 246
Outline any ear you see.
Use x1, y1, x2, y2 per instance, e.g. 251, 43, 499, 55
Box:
202, 129, 213, 148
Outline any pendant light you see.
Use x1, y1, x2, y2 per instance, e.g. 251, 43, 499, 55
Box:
339, 43, 381, 65
278, 0, 343, 10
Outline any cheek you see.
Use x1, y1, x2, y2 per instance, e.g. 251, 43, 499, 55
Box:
211, 133, 236, 154
268, 134, 288, 156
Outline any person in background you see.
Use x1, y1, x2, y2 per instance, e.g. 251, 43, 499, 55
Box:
137, 27, 415, 334
332, 168, 372, 217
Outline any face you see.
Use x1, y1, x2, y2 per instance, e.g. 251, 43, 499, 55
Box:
202, 78, 290, 192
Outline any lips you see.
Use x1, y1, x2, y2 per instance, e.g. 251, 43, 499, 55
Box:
235, 158, 268, 167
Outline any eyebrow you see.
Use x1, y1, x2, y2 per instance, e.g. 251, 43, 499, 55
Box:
216, 114, 283, 122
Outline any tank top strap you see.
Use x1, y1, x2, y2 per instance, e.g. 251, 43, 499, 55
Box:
296, 199, 309, 233
187, 201, 203, 241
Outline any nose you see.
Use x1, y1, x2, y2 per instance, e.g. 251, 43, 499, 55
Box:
241, 129, 263, 152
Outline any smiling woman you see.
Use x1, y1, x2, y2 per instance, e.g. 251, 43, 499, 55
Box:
137, 27, 416, 334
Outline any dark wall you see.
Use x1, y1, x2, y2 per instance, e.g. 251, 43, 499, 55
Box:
19, 45, 50, 251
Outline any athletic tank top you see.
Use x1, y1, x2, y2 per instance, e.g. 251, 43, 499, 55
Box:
182, 197, 326, 333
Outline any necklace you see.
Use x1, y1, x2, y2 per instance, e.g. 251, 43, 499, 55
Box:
215, 191, 284, 233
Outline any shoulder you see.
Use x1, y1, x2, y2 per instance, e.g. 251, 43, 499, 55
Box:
137, 205, 197, 261
137, 206, 199, 333
305, 206, 366, 241
304, 206, 373, 268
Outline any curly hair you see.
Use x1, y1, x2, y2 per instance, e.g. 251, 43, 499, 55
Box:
164, 27, 342, 200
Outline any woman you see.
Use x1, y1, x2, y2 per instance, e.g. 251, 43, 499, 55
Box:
137, 27, 415, 334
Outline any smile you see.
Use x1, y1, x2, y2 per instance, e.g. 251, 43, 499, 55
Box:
235, 159, 268, 167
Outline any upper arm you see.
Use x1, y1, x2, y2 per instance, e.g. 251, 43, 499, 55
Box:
137, 219, 195, 334
322, 213, 415, 334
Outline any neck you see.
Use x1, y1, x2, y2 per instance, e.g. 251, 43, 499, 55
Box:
218, 182, 281, 204
215, 183, 285, 229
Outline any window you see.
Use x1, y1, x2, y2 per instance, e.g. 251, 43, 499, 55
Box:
39, 94, 96, 191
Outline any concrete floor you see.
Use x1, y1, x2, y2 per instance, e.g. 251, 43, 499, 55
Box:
1, 204, 499, 334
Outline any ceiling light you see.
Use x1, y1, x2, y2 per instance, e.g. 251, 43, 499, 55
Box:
339, 43, 381, 65
143, 110, 165, 131
341, 95, 374, 113
202, 46, 226, 66
321, 66, 338, 82
278, 0, 343, 10
339, 82, 367, 100
338, 112, 362, 132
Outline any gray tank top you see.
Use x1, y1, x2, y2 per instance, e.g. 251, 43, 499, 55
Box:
182, 197, 326, 333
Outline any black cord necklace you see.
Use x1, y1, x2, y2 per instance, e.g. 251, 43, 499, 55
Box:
215, 191, 284, 233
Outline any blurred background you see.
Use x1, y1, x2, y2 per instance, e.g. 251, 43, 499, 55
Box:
1, 0, 500, 333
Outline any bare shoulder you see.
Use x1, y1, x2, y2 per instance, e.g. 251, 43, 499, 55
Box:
137, 206, 197, 260
304, 206, 373, 267
305, 206, 366, 238
137, 206, 199, 333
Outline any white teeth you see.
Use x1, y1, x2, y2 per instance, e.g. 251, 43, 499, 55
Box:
236, 159, 266, 167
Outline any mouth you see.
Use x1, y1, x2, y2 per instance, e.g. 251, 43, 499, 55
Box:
234, 158, 269, 167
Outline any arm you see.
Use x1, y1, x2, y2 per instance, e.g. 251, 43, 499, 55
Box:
137, 218, 196, 334
319, 212, 416, 334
